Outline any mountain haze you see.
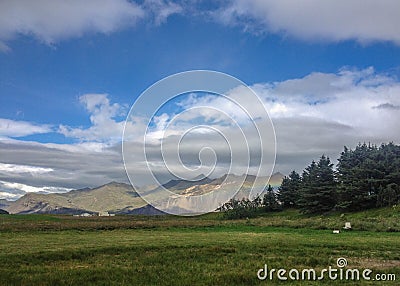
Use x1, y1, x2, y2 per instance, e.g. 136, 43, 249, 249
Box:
6, 173, 284, 214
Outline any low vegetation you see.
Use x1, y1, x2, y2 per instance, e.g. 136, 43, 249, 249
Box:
0, 208, 399, 285
1, 141, 399, 284
1, 206, 399, 232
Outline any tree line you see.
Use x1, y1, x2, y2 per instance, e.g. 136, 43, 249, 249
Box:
219, 185, 280, 219
221, 142, 400, 217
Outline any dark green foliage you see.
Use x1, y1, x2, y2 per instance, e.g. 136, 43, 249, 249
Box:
220, 185, 280, 219
297, 156, 337, 214
336, 143, 378, 210
277, 170, 301, 208
275, 142, 400, 214
0, 209, 9, 214
220, 198, 261, 219
263, 185, 280, 211
336, 142, 400, 211
221, 142, 400, 216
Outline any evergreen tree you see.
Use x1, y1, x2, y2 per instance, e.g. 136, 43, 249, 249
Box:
376, 143, 400, 207
297, 160, 318, 213
277, 170, 301, 208
298, 156, 337, 214
263, 185, 280, 211
336, 146, 355, 210
336, 143, 397, 210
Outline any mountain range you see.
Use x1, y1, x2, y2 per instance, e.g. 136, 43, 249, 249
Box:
3, 172, 284, 215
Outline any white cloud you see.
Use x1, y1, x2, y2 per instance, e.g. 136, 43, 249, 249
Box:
0, 191, 21, 200
0, 163, 53, 174
251, 67, 400, 171
145, 113, 171, 143
2, 67, 400, 200
217, 0, 400, 45
269, 103, 288, 116
59, 93, 126, 143
142, 67, 400, 176
176, 92, 259, 126
0, 118, 53, 137
0, 0, 185, 50
0, 138, 127, 195
0, 0, 144, 49
1, 0, 399, 50
143, 0, 183, 25
256, 67, 400, 128
0, 180, 71, 199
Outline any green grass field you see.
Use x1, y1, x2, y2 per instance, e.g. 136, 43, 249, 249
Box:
0, 209, 399, 285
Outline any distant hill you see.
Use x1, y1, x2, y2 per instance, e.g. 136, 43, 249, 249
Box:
269, 172, 285, 187
6, 172, 285, 215
117, 204, 166, 215
7, 182, 146, 214
162, 175, 212, 191
0, 209, 9, 214
140, 172, 285, 214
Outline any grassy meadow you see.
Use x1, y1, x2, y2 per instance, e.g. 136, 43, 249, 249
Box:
0, 208, 399, 285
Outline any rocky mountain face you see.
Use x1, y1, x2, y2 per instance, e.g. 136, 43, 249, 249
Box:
5, 173, 284, 215
6, 182, 146, 215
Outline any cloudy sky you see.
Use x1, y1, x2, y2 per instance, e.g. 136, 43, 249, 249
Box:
1, 0, 400, 200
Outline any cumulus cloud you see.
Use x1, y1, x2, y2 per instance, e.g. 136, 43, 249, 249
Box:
256, 67, 400, 126
253, 67, 400, 171
59, 93, 126, 143
215, 0, 400, 45
140, 67, 400, 176
2, 67, 400, 200
0, 118, 53, 138
0, 0, 183, 51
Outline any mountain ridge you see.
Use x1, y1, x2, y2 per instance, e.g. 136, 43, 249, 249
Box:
5, 172, 284, 214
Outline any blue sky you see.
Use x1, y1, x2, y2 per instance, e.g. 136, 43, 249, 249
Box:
1, 0, 400, 200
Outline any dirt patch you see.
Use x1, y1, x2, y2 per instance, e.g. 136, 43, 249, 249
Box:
351, 257, 400, 269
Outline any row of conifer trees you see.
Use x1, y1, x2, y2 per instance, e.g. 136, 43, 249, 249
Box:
221, 142, 400, 217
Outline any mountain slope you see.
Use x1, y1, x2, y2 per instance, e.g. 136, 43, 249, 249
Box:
7, 172, 285, 214
7, 182, 146, 214
162, 175, 212, 191
141, 172, 285, 214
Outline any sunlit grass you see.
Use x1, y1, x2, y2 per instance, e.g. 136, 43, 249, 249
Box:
0, 208, 399, 285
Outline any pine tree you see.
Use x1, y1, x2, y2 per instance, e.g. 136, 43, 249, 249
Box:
376, 143, 400, 207
263, 185, 280, 211
298, 156, 337, 214
336, 146, 357, 210
277, 170, 301, 208
297, 160, 318, 213
336, 143, 388, 211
